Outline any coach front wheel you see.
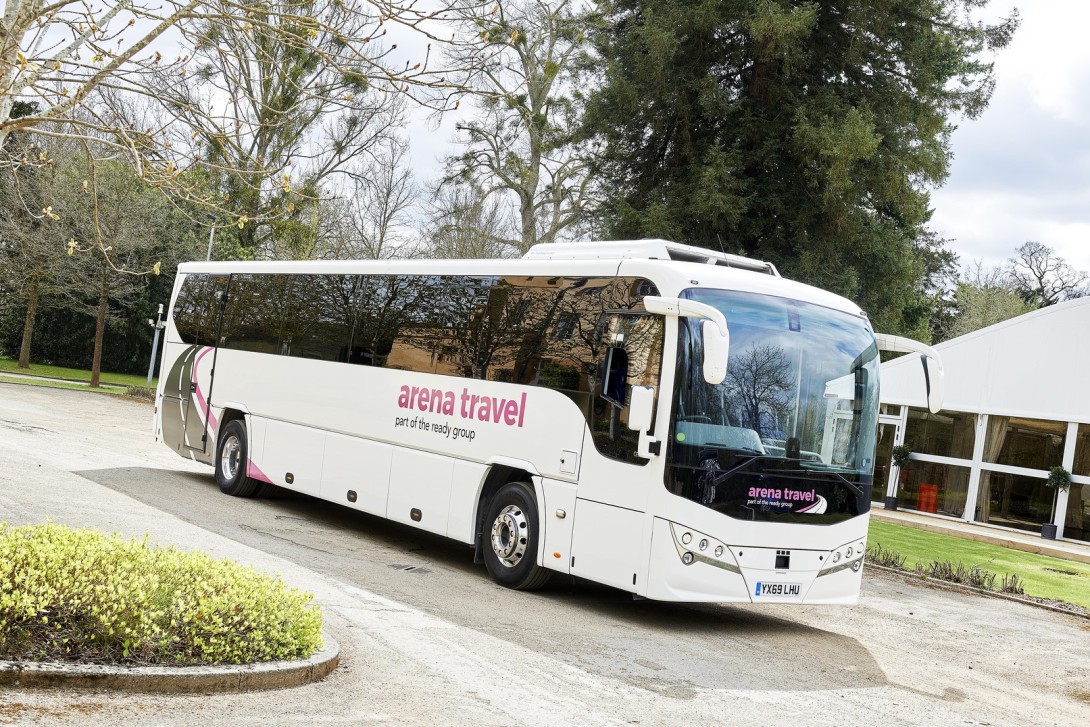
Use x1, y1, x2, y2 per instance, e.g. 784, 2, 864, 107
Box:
215, 420, 259, 497
482, 482, 551, 590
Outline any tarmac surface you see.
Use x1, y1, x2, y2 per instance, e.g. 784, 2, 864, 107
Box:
1, 382, 1089, 726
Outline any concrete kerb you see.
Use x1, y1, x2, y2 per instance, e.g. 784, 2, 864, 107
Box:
0, 633, 339, 693
0, 371, 128, 390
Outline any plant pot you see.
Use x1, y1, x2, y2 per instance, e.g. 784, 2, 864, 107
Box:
1042, 522, 1058, 540
884, 496, 898, 511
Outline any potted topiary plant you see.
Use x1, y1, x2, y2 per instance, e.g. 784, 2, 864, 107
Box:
885, 445, 912, 511
1042, 466, 1071, 540
891, 445, 912, 469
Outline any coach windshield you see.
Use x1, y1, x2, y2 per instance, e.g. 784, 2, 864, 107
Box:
666, 290, 878, 524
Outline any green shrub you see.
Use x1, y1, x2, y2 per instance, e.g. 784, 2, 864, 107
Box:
866, 542, 907, 569
913, 560, 1025, 595
124, 385, 156, 401
0, 523, 322, 665
867, 541, 1026, 596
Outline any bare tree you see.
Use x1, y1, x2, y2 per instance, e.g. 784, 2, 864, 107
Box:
938, 260, 1034, 341
346, 139, 419, 260
1006, 241, 1089, 307
0, 144, 73, 368
0, 0, 481, 254
441, 0, 596, 253
726, 344, 794, 436
425, 180, 516, 258
52, 153, 195, 385
0, 0, 199, 150
147, 0, 420, 255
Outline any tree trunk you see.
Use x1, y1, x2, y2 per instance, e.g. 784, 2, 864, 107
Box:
18, 275, 39, 369
90, 266, 109, 388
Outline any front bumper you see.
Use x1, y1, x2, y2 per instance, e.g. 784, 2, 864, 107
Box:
643, 517, 867, 604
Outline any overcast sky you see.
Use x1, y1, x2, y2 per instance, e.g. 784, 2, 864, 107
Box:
405, 2, 1088, 274
930, 1, 1090, 274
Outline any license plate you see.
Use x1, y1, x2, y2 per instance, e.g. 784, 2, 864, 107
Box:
754, 581, 801, 597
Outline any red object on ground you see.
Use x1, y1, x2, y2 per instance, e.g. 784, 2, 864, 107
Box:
917, 483, 939, 513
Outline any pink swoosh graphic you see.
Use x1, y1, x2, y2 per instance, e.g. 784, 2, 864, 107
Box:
797, 496, 827, 514
247, 460, 273, 483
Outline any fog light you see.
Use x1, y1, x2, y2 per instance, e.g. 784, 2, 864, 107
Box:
681, 532, 692, 545
699, 539, 708, 551
714, 545, 724, 557
682, 552, 695, 565
852, 561, 862, 572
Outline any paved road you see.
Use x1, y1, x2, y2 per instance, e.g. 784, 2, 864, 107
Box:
1, 384, 1088, 726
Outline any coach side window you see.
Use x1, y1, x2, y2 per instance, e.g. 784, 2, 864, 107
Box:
383, 275, 499, 376
221, 274, 293, 354
173, 274, 229, 347
533, 277, 663, 464
286, 274, 352, 361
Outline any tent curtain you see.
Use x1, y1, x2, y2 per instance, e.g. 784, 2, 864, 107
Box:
977, 416, 1010, 522
1066, 484, 1086, 540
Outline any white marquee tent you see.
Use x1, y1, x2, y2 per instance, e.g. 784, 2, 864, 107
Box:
879, 296, 1090, 540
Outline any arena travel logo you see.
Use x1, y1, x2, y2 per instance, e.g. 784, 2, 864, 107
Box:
747, 486, 828, 514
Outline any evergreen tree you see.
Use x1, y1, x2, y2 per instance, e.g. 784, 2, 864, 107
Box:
585, 0, 1017, 336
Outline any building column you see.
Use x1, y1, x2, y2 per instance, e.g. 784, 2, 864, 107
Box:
883, 405, 907, 509
964, 413, 988, 524
1055, 422, 1078, 539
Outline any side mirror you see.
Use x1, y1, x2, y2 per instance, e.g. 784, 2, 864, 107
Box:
642, 297, 731, 387
921, 354, 944, 414
874, 333, 945, 414
628, 385, 655, 433
701, 319, 729, 385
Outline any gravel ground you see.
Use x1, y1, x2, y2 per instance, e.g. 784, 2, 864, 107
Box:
1, 383, 1088, 727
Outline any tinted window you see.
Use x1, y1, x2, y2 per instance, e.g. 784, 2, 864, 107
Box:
214, 272, 664, 463
173, 273, 227, 346
386, 275, 497, 375
222, 274, 294, 354
289, 274, 354, 361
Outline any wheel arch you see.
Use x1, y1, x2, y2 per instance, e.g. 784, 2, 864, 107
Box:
473, 462, 542, 566
214, 406, 250, 467
216, 406, 248, 445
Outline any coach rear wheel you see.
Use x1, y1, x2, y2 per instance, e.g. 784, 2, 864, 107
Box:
215, 419, 259, 497
482, 482, 551, 590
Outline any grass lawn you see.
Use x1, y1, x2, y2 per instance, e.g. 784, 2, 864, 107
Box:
868, 519, 1090, 608
0, 355, 152, 388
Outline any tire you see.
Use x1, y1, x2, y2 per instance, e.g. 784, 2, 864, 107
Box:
215, 419, 260, 497
482, 482, 551, 590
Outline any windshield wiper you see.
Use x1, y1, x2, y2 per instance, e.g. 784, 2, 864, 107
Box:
687, 453, 867, 499
708, 443, 762, 454
768, 464, 866, 498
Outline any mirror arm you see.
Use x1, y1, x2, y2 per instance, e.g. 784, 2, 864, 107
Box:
875, 333, 945, 414
874, 333, 940, 362
643, 296, 727, 336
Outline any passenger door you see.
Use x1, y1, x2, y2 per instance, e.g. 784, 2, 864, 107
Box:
179, 274, 229, 455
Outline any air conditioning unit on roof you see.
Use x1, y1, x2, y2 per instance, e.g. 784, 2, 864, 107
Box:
522, 238, 779, 276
